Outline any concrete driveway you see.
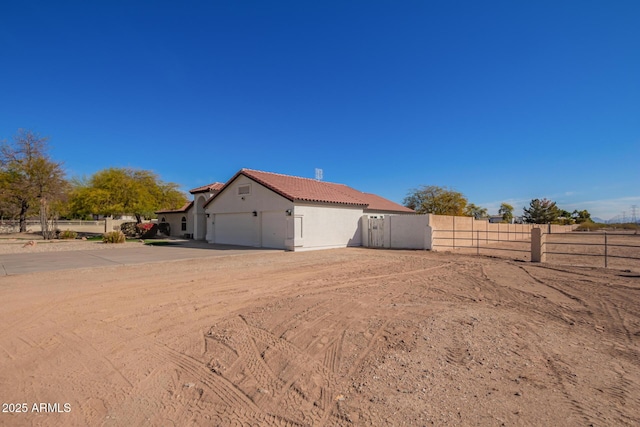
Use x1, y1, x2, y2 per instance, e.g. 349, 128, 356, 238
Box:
0, 241, 280, 276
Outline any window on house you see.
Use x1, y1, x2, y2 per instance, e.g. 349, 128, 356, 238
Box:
238, 184, 251, 195
181, 216, 187, 231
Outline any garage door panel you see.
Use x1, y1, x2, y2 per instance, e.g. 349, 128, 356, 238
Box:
214, 213, 257, 247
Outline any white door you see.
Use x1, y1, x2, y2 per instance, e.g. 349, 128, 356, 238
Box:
213, 213, 257, 247
261, 211, 286, 249
368, 218, 385, 247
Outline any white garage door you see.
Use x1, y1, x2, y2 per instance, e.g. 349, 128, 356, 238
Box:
213, 213, 257, 247
261, 211, 286, 249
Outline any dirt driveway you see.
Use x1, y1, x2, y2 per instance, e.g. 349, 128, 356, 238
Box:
0, 247, 639, 426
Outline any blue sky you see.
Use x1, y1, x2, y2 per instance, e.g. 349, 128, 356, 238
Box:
1, 1, 638, 221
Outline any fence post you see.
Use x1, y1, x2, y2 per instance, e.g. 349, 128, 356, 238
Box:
531, 228, 546, 262
452, 216, 456, 249
104, 217, 113, 233
476, 230, 480, 255
604, 231, 608, 268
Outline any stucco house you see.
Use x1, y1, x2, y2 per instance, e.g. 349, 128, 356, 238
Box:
201, 169, 414, 251
156, 182, 224, 238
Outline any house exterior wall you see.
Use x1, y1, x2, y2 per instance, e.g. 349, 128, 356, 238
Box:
293, 203, 364, 251
193, 195, 210, 240
205, 175, 292, 248
158, 212, 193, 237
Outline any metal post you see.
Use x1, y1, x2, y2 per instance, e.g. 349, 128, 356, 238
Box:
477, 230, 480, 255
604, 231, 608, 268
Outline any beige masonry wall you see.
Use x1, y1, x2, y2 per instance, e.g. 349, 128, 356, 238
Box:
361, 213, 576, 250
0, 219, 147, 235
429, 214, 576, 250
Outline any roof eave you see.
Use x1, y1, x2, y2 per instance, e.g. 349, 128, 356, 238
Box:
294, 198, 368, 207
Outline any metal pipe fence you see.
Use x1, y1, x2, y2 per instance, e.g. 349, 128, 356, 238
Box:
432, 229, 532, 255
543, 232, 640, 268
428, 226, 639, 269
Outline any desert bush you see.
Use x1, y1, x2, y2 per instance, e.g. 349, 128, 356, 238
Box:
576, 221, 603, 231
103, 231, 126, 244
58, 229, 78, 239
120, 222, 139, 237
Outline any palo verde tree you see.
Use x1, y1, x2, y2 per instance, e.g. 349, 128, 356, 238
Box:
498, 202, 514, 223
68, 167, 187, 223
523, 198, 559, 224
0, 129, 68, 237
404, 185, 468, 216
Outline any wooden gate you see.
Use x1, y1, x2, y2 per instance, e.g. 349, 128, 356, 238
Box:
368, 217, 385, 248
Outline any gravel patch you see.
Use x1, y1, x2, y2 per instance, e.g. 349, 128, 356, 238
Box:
0, 239, 145, 254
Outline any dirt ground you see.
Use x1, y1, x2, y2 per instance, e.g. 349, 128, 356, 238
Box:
1, 246, 639, 426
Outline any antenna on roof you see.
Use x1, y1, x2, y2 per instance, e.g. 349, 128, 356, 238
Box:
315, 168, 323, 181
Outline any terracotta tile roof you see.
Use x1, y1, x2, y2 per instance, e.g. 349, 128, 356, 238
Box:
241, 169, 368, 206
155, 201, 194, 214
189, 182, 225, 194
205, 169, 414, 213
358, 192, 416, 213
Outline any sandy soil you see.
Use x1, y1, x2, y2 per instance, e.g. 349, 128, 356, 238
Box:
0, 247, 639, 426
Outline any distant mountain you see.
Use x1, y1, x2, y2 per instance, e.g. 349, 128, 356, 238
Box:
592, 217, 606, 224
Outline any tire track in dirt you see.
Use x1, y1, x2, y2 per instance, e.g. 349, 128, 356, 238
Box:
4, 249, 640, 425
205, 314, 344, 425
107, 322, 275, 426
503, 264, 640, 426
522, 263, 640, 342
322, 331, 345, 374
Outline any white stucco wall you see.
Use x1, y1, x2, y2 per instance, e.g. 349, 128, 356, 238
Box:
293, 203, 364, 251
205, 175, 293, 248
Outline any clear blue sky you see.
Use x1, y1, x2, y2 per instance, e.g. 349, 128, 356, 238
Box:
1, 1, 639, 221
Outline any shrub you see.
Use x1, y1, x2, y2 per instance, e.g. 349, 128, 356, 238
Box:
58, 229, 78, 240
103, 231, 126, 244
136, 222, 158, 238
575, 222, 604, 231
120, 222, 139, 238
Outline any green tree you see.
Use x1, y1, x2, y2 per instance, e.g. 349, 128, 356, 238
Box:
464, 203, 488, 219
523, 198, 559, 224
571, 209, 592, 224
0, 130, 68, 237
556, 209, 574, 225
404, 185, 468, 215
68, 168, 187, 223
0, 170, 20, 220
498, 202, 514, 223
